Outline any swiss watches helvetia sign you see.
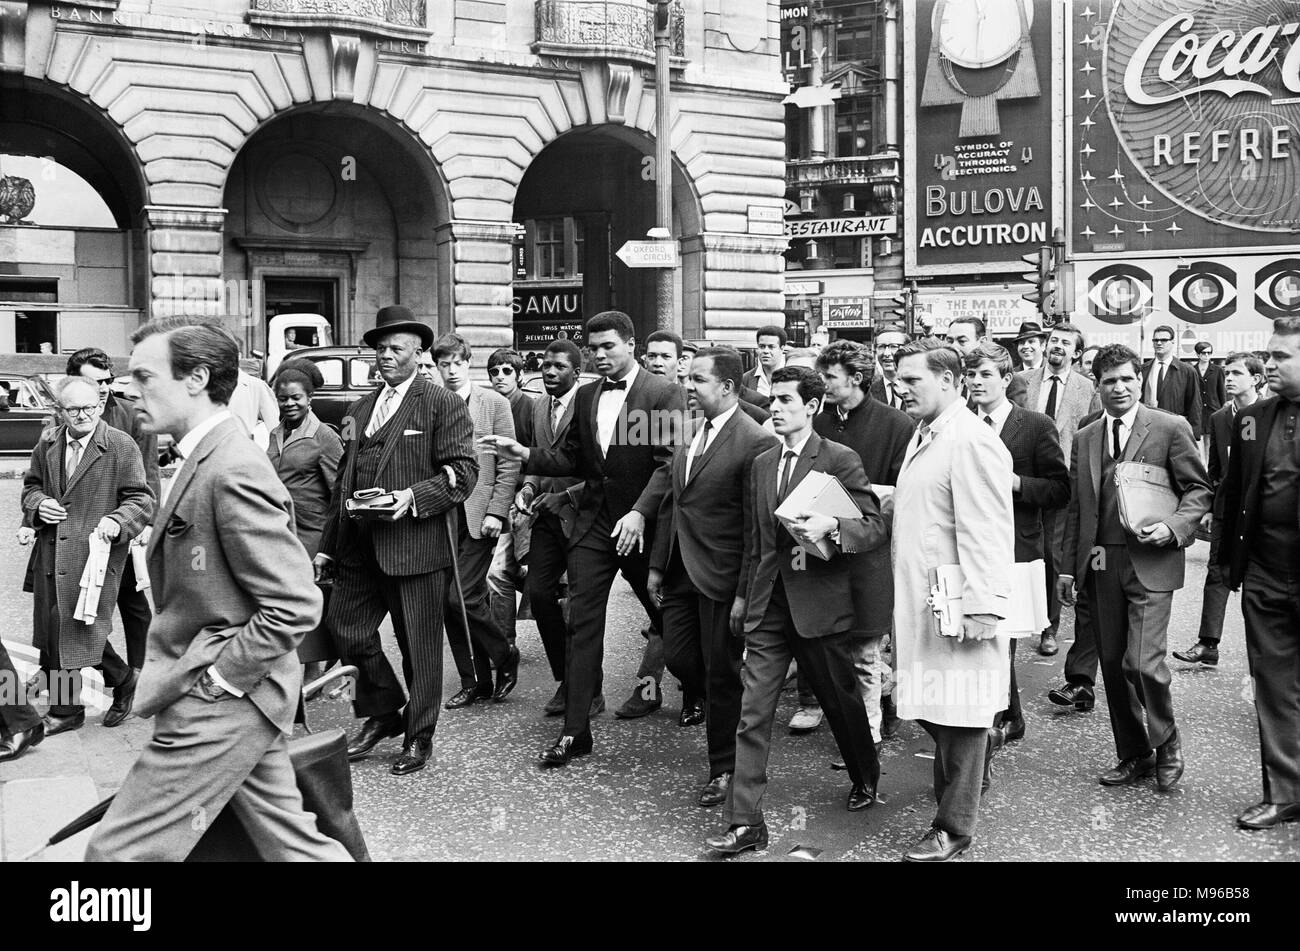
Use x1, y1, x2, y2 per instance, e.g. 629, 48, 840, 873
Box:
1072, 0, 1300, 255
906, 0, 1058, 274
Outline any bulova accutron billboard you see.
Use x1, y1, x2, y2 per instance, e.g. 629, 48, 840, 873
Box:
904, 0, 1065, 276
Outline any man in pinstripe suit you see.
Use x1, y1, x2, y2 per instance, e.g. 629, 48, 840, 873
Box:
315, 306, 478, 776
432, 333, 522, 710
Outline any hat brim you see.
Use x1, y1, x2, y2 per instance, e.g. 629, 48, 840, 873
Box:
1015, 331, 1048, 342
363, 321, 435, 350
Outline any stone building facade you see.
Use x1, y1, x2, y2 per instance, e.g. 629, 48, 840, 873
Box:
0, 0, 787, 358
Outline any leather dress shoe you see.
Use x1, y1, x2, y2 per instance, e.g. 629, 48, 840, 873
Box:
904, 826, 971, 862
1236, 801, 1300, 830
1038, 632, 1059, 656
445, 684, 492, 710
1001, 717, 1025, 743
679, 695, 706, 727
544, 683, 566, 717
493, 646, 520, 701
1048, 682, 1096, 711
346, 713, 405, 760
698, 772, 732, 808
392, 737, 432, 776
590, 694, 606, 716
614, 682, 661, 719
788, 706, 823, 732
1099, 753, 1157, 786
102, 669, 139, 729
537, 730, 593, 767
846, 784, 876, 811
705, 822, 767, 856
1172, 642, 1219, 666
0, 721, 45, 762
42, 710, 86, 737
1156, 729, 1184, 791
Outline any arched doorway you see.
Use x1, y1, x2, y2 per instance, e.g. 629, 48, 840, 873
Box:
0, 78, 147, 355
511, 126, 703, 352
223, 105, 451, 353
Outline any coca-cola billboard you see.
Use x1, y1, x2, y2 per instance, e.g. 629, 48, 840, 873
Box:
1071, 0, 1300, 256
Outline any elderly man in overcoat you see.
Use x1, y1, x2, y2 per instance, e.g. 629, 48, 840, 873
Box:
21, 376, 154, 734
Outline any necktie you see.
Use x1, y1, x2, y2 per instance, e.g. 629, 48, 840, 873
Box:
65, 439, 82, 491
984, 415, 995, 429
551, 397, 563, 432
1156, 362, 1166, 402
778, 449, 797, 501
688, 420, 711, 482
1045, 375, 1060, 419
1111, 418, 1122, 460
366, 388, 397, 437
601, 379, 627, 391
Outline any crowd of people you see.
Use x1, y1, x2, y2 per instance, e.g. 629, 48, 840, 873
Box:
2, 305, 1298, 863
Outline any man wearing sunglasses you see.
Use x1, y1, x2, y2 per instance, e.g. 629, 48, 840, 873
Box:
1141, 324, 1203, 441
485, 348, 535, 651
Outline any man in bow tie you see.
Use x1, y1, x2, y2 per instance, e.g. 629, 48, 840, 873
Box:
480, 310, 685, 767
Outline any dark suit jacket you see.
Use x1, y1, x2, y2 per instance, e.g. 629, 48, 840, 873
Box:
1207, 402, 1235, 521
742, 432, 887, 637
737, 398, 770, 424
1142, 358, 1203, 440
1199, 362, 1226, 435
103, 393, 160, 501
993, 405, 1070, 561
523, 382, 587, 537
869, 374, 903, 409
525, 368, 685, 549
739, 384, 771, 411
1064, 404, 1211, 592
134, 418, 316, 735
1218, 396, 1300, 588
652, 408, 778, 604
319, 372, 477, 576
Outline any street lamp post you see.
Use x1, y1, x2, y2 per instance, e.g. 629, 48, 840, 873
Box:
651, 0, 675, 332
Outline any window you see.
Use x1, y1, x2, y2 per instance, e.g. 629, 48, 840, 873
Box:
835, 23, 873, 63
315, 358, 343, 388
350, 358, 379, 388
836, 96, 873, 156
0, 155, 115, 228
523, 217, 586, 281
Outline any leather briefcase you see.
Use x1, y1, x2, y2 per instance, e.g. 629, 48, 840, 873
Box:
1114, 461, 1179, 535
186, 727, 370, 862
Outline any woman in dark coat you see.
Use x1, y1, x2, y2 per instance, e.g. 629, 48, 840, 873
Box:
268, 360, 343, 686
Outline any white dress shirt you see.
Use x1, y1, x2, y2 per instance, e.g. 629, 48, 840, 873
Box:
548, 385, 577, 434
685, 403, 737, 482
1035, 368, 1068, 417
1102, 404, 1141, 457
754, 368, 774, 398
1145, 358, 1171, 405
596, 364, 638, 452
367, 371, 418, 436
776, 430, 813, 491
65, 432, 89, 481
979, 398, 1014, 437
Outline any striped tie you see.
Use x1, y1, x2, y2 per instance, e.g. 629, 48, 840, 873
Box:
366, 388, 397, 437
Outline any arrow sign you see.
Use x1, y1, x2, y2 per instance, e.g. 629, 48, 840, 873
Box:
616, 239, 678, 269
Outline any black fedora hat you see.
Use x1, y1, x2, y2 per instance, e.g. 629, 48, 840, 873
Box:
362, 305, 435, 350
1014, 320, 1047, 342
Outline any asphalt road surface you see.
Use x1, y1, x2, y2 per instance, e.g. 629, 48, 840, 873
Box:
0, 472, 1295, 862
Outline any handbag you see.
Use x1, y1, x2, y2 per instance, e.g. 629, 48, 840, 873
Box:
1114, 461, 1178, 535
186, 727, 370, 862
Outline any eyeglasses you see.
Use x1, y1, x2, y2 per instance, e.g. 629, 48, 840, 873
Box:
1152, 337, 1173, 344
62, 405, 99, 418
487, 367, 516, 376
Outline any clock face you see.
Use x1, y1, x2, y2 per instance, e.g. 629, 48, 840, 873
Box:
935, 0, 1034, 69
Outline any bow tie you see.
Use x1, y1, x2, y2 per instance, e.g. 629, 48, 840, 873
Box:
601, 379, 628, 391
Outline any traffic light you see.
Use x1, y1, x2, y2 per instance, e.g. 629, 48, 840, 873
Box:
889, 281, 920, 329
1021, 246, 1051, 313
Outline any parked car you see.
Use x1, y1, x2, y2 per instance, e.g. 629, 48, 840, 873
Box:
0, 375, 59, 455
274, 347, 381, 432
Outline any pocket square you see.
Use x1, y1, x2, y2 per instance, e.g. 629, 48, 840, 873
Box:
403, 429, 423, 436
165, 514, 191, 537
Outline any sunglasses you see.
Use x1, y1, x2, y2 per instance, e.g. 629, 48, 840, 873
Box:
487, 367, 516, 376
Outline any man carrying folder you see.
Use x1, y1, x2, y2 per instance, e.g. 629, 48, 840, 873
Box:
1059, 345, 1210, 794
704, 366, 887, 856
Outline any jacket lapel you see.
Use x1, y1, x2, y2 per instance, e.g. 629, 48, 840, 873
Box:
63, 421, 108, 496
148, 419, 236, 594
1245, 399, 1280, 491
1123, 406, 1151, 463
684, 411, 739, 490
373, 375, 425, 482
45, 430, 64, 500
999, 406, 1023, 451
1089, 422, 1103, 496
589, 378, 607, 463
786, 431, 821, 502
